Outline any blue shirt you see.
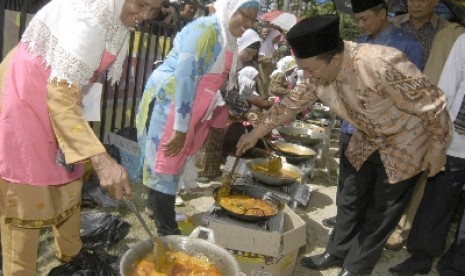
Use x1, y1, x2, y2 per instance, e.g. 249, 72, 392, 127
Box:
342, 25, 425, 135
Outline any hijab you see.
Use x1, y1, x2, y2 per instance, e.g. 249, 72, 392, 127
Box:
238, 66, 259, 97
259, 28, 281, 57
21, 0, 129, 86
213, 0, 260, 89
271, 55, 298, 85
237, 28, 261, 54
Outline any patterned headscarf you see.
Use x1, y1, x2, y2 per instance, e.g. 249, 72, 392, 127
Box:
21, 0, 129, 86
214, 0, 260, 88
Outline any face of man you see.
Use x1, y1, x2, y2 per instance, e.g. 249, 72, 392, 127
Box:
354, 8, 387, 36
296, 54, 342, 86
407, 0, 439, 22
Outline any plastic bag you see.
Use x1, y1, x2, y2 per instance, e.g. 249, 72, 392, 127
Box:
80, 213, 130, 250
81, 176, 118, 208
48, 249, 117, 276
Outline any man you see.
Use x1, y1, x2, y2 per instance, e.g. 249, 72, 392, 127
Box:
392, 0, 447, 69
388, 0, 460, 250
323, 0, 424, 229
236, 15, 452, 276
389, 32, 465, 276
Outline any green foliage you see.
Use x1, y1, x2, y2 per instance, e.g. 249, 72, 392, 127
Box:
288, 0, 360, 41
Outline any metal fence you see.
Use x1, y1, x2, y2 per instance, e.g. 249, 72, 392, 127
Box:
1, 0, 179, 140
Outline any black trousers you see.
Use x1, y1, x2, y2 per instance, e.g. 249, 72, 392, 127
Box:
407, 156, 465, 259
337, 132, 353, 195
437, 207, 465, 275
147, 189, 181, 236
326, 150, 420, 274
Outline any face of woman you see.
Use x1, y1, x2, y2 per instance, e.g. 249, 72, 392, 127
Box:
239, 47, 258, 64
228, 7, 259, 38
120, 0, 164, 30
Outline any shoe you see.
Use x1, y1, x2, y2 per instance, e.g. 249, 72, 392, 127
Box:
300, 251, 344, 270
389, 255, 432, 275
338, 268, 355, 276
385, 235, 405, 251
322, 216, 337, 228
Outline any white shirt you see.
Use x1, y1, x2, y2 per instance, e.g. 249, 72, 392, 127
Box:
437, 33, 465, 158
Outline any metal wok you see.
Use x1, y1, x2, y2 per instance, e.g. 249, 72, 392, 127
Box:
213, 184, 285, 222
277, 125, 328, 146
247, 158, 302, 186
268, 141, 316, 158
120, 227, 241, 275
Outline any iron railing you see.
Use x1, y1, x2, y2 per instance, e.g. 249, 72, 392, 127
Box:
1, 0, 179, 140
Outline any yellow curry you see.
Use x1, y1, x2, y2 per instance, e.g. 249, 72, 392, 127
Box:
218, 194, 278, 216
133, 251, 221, 276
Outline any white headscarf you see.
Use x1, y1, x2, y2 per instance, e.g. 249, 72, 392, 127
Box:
259, 28, 281, 57
213, 0, 260, 89
21, 0, 129, 86
271, 56, 297, 76
237, 28, 261, 54
238, 66, 259, 97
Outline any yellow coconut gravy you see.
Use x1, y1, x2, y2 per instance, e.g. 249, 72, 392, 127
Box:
276, 144, 312, 156
132, 251, 221, 276
250, 163, 300, 179
218, 194, 278, 216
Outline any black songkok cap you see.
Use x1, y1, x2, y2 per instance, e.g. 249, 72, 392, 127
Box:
286, 15, 342, 59
351, 0, 386, 13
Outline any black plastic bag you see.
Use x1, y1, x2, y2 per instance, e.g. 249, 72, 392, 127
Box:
80, 213, 130, 250
48, 249, 117, 276
81, 177, 118, 208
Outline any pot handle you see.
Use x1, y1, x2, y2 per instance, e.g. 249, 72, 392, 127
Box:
189, 226, 215, 243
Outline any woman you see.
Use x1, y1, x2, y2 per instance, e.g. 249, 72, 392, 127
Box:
0, 0, 162, 274
257, 27, 282, 98
269, 55, 298, 99
196, 28, 263, 183
136, 0, 260, 236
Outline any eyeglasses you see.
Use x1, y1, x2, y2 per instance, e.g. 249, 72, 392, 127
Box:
407, 0, 430, 6
238, 9, 258, 24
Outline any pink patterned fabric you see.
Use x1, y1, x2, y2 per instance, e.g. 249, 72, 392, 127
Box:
155, 52, 232, 174
0, 42, 115, 185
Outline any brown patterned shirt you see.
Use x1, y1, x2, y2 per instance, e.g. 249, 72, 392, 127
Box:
252, 41, 452, 184
392, 13, 449, 67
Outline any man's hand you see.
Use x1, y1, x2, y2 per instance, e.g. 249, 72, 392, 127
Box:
90, 153, 131, 200
421, 148, 446, 177
162, 130, 186, 156
235, 132, 260, 156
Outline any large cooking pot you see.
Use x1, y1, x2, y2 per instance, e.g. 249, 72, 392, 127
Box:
213, 184, 285, 222
277, 125, 328, 146
247, 158, 302, 186
120, 227, 241, 275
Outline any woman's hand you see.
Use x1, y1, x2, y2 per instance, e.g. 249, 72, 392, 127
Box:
90, 153, 131, 200
162, 130, 187, 156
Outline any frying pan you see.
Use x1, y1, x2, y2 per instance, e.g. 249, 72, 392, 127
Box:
247, 158, 302, 186
277, 125, 328, 146
213, 184, 285, 222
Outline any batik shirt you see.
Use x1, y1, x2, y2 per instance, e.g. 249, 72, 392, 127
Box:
252, 41, 452, 184
342, 24, 425, 135
392, 13, 449, 66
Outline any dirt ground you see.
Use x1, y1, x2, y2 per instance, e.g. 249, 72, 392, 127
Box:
36, 128, 446, 276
